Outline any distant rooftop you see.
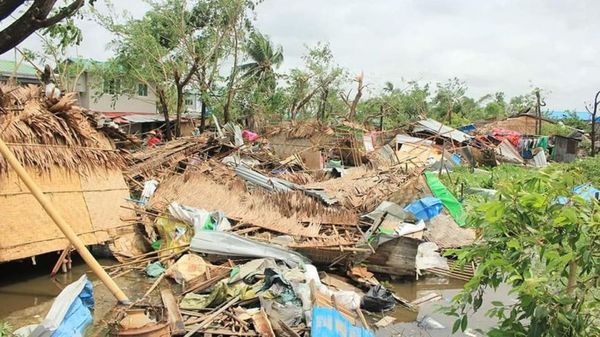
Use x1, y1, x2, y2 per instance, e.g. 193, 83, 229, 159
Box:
0, 59, 38, 77
65, 57, 105, 70
546, 110, 590, 121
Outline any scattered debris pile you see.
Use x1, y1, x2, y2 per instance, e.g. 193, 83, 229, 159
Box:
85, 118, 486, 336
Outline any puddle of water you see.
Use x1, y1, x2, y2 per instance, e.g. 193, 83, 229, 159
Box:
371, 277, 510, 337
0, 252, 155, 333
0, 253, 116, 319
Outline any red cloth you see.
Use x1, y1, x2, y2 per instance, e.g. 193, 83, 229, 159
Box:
147, 137, 161, 148
242, 130, 259, 142
492, 128, 521, 147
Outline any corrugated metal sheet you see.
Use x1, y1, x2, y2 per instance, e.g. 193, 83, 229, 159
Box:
395, 134, 434, 146
235, 165, 337, 205
123, 114, 165, 124
190, 230, 309, 267
413, 118, 472, 143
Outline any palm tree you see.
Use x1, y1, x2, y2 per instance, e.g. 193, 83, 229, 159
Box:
383, 81, 395, 94
239, 31, 283, 92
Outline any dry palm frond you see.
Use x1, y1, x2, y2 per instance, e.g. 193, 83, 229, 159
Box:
0, 83, 125, 174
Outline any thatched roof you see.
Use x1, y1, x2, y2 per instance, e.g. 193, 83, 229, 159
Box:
0, 83, 124, 174
264, 119, 335, 139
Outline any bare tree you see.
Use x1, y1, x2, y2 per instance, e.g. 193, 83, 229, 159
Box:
0, 0, 85, 55
585, 91, 600, 156
340, 72, 365, 121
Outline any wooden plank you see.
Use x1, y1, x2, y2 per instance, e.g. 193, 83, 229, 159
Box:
50, 244, 72, 277
161, 287, 186, 335
252, 308, 276, 337
184, 263, 231, 294
184, 296, 241, 337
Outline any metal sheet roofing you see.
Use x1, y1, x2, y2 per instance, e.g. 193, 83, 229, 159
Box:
395, 134, 434, 146
122, 114, 165, 124
0, 60, 38, 77
413, 118, 472, 143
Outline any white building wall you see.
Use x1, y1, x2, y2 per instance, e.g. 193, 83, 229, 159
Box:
75, 72, 157, 114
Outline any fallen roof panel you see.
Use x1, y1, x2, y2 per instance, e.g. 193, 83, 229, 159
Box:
413, 118, 472, 143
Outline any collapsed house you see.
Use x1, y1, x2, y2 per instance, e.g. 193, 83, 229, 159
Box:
0, 84, 136, 262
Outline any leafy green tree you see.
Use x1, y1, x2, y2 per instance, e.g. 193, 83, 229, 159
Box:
479, 92, 507, 120
446, 168, 600, 337
98, 0, 239, 139
285, 42, 345, 120
430, 77, 471, 125
359, 80, 429, 128
0, 0, 88, 55
220, 0, 257, 124
507, 92, 536, 115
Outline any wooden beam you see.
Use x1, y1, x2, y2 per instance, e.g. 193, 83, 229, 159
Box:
161, 287, 186, 335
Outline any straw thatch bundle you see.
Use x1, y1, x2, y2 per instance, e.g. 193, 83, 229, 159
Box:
0, 83, 124, 174
264, 119, 335, 139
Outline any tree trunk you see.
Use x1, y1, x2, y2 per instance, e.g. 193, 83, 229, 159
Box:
290, 100, 298, 120
0, 0, 84, 55
200, 100, 207, 132
348, 73, 364, 121
223, 25, 239, 124
175, 85, 184, 138
592, 106, 597, 157
157, 89, 172, 141
591, 91, 600, 156
318, 88, 329, 120
0, 0, 26, 21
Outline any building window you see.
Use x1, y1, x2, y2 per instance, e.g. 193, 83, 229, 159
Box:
103, 79, 121, 95
137, 83, 148, 96
185, 98, 193, 106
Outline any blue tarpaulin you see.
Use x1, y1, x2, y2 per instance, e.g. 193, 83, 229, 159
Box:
17, 275, 95, 337
557, 183, 600, 205
51, 279, 94, 337
403, 197, 443, 221
311, 307, 374, 337
572, 183, 600, 201
458, 124, 476, 133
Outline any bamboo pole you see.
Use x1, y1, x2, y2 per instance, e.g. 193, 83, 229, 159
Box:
0, 138, 130, 304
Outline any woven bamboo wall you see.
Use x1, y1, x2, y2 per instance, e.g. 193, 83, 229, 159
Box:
0, 165, 134, 262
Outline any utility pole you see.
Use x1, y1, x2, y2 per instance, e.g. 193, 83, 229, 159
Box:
534, 90, 546, 135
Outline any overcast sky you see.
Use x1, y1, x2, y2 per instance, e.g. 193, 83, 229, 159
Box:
4, 0, 599, 111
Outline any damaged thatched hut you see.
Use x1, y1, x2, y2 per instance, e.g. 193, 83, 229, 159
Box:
0, 84, 136, 262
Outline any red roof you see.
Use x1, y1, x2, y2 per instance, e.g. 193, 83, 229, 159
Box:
101, 111, 158, 118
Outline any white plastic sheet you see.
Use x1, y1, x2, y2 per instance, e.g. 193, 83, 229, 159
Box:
168, 202, 231, 231
190, 231, 309, 267
16, 275, 92, 337
415, 242, 449, 275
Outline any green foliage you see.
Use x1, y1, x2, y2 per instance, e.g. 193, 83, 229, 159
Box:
549, 110, 591, 132
541, 122, 572, 137
445, 166, 600, 337
239, 31, 284, 93
360, 80, 429, 127
507, 93, 536, 115
439, 165, 532, 197
0, 322, 13, 337
283, 42, 345, 120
